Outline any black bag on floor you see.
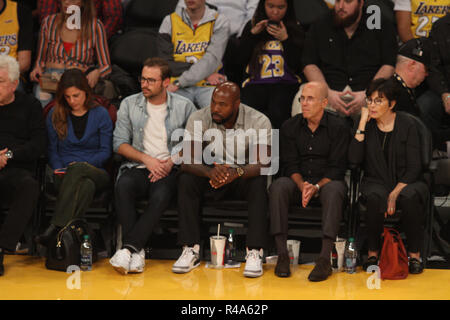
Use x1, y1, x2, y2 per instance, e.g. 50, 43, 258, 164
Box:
45, 219, 98, 272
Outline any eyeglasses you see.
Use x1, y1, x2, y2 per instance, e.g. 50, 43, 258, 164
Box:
365, 97, 386, 105
299, 96, 316, 104
138, 76, 162, 85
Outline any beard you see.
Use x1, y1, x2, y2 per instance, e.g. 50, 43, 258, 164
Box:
332, 7, 361, 28
142, 85, 163, 100
211, 112, 234, 125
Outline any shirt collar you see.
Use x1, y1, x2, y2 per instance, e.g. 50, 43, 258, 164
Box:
300, 111, 329, 129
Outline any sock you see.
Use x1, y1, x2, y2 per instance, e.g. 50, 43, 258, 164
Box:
319, 237, 335, 260
275, 234, 288, 256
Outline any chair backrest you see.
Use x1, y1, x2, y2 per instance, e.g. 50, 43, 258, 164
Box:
293, 0, 329, 28
401, 112, 432, 171
124, 0, 178, 30
110, 28, 159, 77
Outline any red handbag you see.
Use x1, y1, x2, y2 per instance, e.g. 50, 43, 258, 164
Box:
379, 227, 409, 280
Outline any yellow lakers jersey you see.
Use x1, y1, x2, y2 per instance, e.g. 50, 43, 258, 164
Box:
170, 12, 219, 87
410, 0, 449, 38
0, 0, 19, 59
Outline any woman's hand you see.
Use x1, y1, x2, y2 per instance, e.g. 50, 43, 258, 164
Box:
266, 21, 288, 41
385, 191, 398, 218
86, 69, 100, 88
359, 106, 371, 127
30, 66, 43, 82
251, 19, 268, 35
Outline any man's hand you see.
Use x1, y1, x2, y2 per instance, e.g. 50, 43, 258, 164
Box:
167, 83, 179, 92
148, 158, 174, 183
301, 181, 318, 208
208, 163, 240, 189
345, 91, 366, 115
142, 155, 170, 180
30, 66, 43, 82
0, 148, 8, 170
328, 89, 350, 115
206, 73, 226, 86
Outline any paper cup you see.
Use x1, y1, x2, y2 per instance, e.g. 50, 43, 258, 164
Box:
287, 240, 301, 265
335, 238, 346, 272
210, 235, 226, 268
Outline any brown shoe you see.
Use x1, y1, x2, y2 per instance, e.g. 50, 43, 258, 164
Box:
308, 257, 332, 282
275, 253, 291, 277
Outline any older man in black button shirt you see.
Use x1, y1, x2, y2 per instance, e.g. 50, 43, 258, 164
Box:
0, 56, 46, 276
269, 81, 350, 281
302, 0, 397, 117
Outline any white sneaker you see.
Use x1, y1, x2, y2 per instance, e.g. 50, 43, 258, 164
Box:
129, 249, 146, 273
244, 248, 263, 278
110, 248, 132, 275
172, 246, 200, 274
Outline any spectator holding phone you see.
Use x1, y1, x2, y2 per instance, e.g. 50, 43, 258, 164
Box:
239, 0, 305, 129
34, 68, 112, 246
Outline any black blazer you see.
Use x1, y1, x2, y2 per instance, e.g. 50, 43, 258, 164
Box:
348, 111, 422, 191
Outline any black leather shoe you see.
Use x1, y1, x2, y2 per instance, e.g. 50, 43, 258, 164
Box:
275, 253, 291, 277
34, 224, 59, 247
308, 257, 332, 282
363, 256, 379, 271
409, 258, 424, 274
0, 249, 4, 276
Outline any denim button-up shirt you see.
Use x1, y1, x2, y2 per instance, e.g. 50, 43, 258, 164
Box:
113, 91, 197, 176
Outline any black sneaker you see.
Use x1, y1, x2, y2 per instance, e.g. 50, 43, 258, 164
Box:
363, 256, 379, 271
308, 257, 332, 282
409, 258, 424, 274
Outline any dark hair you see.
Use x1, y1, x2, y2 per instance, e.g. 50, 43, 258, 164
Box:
143, 57, 171, 80
248, 0, 304, 78
366, 77, 400, 108
52, 68, 95, 139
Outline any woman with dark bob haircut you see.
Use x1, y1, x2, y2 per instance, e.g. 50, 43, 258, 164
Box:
238, 0, 305, 129
349, 77, 428, 274
35, 68, 113, 245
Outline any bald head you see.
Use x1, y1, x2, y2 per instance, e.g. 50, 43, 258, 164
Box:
303, 81, 328, 100
213, 81, 240, 102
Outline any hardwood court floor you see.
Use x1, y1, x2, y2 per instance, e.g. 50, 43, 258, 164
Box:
1, 255, 449, 300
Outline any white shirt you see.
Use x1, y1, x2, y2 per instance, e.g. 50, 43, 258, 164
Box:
141, 101, 170, 162
176, 0, 259, 37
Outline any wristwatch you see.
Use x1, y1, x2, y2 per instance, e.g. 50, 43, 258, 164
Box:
314, 183, 320, 192
173, 80, 181, 88
5, 150, 13, 159
356, 129, 365, 134
236, 167, 244, 177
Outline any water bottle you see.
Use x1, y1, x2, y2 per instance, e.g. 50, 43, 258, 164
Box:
344, 237, 357, 274
80, 235, 92, 271
225, 229, 236, 264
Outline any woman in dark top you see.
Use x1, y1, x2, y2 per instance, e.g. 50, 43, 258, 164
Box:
349, 78, 428, 274
239, 0, 304, 129
35, 68, 113, 246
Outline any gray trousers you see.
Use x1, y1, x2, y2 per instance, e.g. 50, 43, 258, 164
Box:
269, 177, 347, 240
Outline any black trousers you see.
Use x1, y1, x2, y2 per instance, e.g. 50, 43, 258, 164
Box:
364, 186, 425, 254
269, 177, 347, 240
115, 167, 178, 252
177, 172, 269, 249
0, 167, 39, 252
241, 83, 300, 129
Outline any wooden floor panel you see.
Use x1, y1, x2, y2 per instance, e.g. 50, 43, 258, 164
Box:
1, 255, 449, 300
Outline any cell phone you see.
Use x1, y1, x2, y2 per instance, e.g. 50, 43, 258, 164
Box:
268, 20, 280, 26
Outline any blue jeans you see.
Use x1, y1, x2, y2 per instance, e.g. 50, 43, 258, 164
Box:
114, 167, 178, 251
33, 68, 65, 108
417, 90, 450, 149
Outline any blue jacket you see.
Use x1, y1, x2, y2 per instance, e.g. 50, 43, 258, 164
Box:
47, 106, 113, 170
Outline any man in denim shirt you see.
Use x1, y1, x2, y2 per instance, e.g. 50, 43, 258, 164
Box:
110, 57, 196, 275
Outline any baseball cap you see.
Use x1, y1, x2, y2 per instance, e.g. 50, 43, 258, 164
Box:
398, 38, 432, 68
